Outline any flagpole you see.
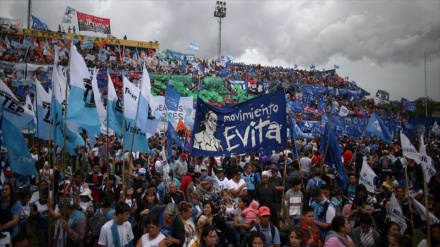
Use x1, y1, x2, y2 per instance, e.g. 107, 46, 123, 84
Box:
404, 165, 416, 246
425, 51, 428, 117
106, 70, 111, 176
423, 170, 431, 247
320, 122, 332, 172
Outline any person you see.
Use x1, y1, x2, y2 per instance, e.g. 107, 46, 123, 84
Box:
78, 188, 94, 218
305, 167, 326, 194
284, 226, 306, 247
178, 201, 196, 246
174, 153, 188, 180
67, 170, 90, 200
187, 215, 209, 247
187, 172, 203, 203
387, 233, 412, 247
310, 187, 336, 241
246, 231, 266, 247
201, 176, 222, 210
98, 202, 135, 247
250, 206, 281, 247
85, 163, 104, 206
324, 216, 355, 247
200, 200, 232, 245
349, 213, 380, 247
299, 205, 322, 247
101, 174, 121, 203
241, 199, 260, 225
254, 171, 278, 227
180, 166, 196, 199
242, 163, 257, 198
128, 168, 149, 200
0, 183, 22, 239
163, 182, 185, 205
284, 178, 303, 226
96, 192, 116, 221
418, 223, 440, 247
228, 168, 248, 203
29, 189, 49, 246
190, 191, 204, 222
54, 198, 87, 247
200, 225, 219, 247
378, 221, 400, 246
136, 217, 166, 247
142, 203, 185, 246
193, 111, 223, 151
11, 232, 30, 247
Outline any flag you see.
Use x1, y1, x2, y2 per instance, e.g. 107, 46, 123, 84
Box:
320, 123, 348, 188
167, 121, 184, 159
188, 42, 199, 52
334, 64, 340, 69
106, 73, 123, 134
0, 78, 35, 129
66, 45, 101, 135
91, 69, 106, 125
35, 78, 51, 140
62, 6, 76, 23
386, 194, 407, 233
401, 98, 416, 113
400, 132, 421, 163
359, 161, 377, 193
184, 133, 192, 152
1, 117, 37, 176
365, 112, 392, 143
136, 66, 159, 137
31, 15, 49, 31
123, 77, 150, 153
77, 11, 111, 34
338, 105, 349, 116
294, 64, 298, 69
165, 85, 181, 112
411, 197, 440, 224
289, 116, 299, 159
419, 135, 436, 182
310, 64, 315, 70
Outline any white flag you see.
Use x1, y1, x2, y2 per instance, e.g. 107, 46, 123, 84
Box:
339, 105, 349, 116
411, 197, 440, 224
359, 161, 377, 193
91, 69, 106, 125
419, 135, 436, 182
386, 193, 407, 233
400, 132, 421, 163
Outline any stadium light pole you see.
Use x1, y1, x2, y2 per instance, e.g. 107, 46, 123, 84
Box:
214, 1, 226, 61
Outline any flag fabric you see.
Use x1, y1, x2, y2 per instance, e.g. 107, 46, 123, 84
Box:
386, 193, 407, 233
31, 15, 49, 31
188, 43, 199, 52
320, 123, 348, 188
191, 86, 287, 157
66, 45, 101, 135
1, 117, 37, 176
359, 161, 377, 193
136, 66, 159, 138
294, 64, 298, 69
401, 98, 416, 113
310, 64, 315, 70
0, 133, 4, 192
365, 112, 392, 143
77, 11, 111, 34
62, 6, 76, 23
289, 116, 299, 159
334, 64, 340, 69
0, 78, 35, 129
123, 76, 150, 153
419, 135, 436, 182
91, 69, 106, 125
400, 132, 421, 163
105, 73, 123, 134
411, 197, 440, 224
35, 78, 51, 140
165, 85, 181, 112
292, 120, 313, 139
184, 133, 192, 152
167, 121, 184, 159
339, 105, 349, 116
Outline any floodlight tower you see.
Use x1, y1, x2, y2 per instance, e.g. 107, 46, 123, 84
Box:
214, 1, 226, 61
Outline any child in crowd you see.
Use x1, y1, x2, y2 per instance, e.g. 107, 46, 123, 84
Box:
241, 199, 260, 225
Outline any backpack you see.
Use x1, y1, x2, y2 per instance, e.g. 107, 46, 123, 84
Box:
84, 215, 107, 244
311, 178, 324, 188
240, 223, 276, 247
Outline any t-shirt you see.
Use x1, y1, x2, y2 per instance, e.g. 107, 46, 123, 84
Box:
300, 157, 312, 173
0, 231, 10, 247
284, 190, 303, 218
141, 232, 165, 247
228, 179, 246, 203
0, 201, 22, 238
98, 220, 134, 247
158, 212, 174, 237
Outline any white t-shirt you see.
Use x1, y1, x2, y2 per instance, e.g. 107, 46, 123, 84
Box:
299, 157, 312, 173
98, 220, 134, 247
0, 231, 10, 247
228, 178, 246, 202
29, 191, 53, 204
141, 232, 165, 247
155, 160, 163, 174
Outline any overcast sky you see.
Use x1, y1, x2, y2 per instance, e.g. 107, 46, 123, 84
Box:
1, 0, 439, 101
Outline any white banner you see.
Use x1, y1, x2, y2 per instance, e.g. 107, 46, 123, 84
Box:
411, 197, 440, 225
339, 105, 349, 116
400, 132, 421, 163
419, 135, 436, 183
386, 194, 407, 233
359, 161, 377, 193
149, 96, 194, 131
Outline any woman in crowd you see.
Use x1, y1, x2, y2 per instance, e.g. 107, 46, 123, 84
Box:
78, 188, 94, 218
220, 189, 239, 246
190, 190, 204, 222
324, 215, 355, 247
246, 231, 266, 247
136, 188, 161, 220
200, 225, 219, 247
234, 195, 255, 243
418, 223, 440, 247
29, 189, 49, 246
179, 201, 196, 246
136, 217, 166, 247
378, 221, 400, 246
187, 172, 203, 203
284, 226, 306, 247
388, 233, 412, 247
39, 161, 53, 188
187, 215, 209, 247
200, 200, 231, 245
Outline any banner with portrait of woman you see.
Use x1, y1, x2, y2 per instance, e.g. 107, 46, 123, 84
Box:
191, 86, 287, 157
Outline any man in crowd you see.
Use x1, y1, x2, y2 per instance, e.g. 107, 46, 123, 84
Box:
85, 163, 104, 207
163, 182, 185, 205
228, 168, 247, 203
310, 186, 336, 240
250, 206, 281, 247
98, 202, 134, 247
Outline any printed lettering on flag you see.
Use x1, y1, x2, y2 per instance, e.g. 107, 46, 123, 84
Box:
386, 194, 407, 233
149, 96, 195, 132
400, 132, 421, 163
165, 86, 181, 112
359, 161, 377, 193
419, 135, 436, 182
191, 86, 287, 156
35, 79, 51, 140
411, 197, 440, 225
366, 112, 392, 143
77, 11, 111, 34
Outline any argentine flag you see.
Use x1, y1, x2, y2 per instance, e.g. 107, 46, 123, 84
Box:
105, 73, 123, 134
188, 42, 199, 52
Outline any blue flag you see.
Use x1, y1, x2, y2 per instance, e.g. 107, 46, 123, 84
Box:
1, 117, 37, 176
365, 112, 393, 143
289, 116, 299, 159
334, 64, 340, 69
320, 123, 348, 188
31, 15, 49, 31
165, 85, 181, 112
167, 121, 184, 159
191, 86, 287, 156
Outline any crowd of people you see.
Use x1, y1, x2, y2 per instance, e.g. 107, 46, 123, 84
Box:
0, 31, 440, 247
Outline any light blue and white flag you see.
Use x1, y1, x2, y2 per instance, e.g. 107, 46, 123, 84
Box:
0, 78, 35, 129
31, 15, 49, 31
66, 45, 100, 135
1, 117, 37, 176
35, 78, 51, 140
365, 112, 392, 143
62, 6, 76, 24
188, 42, 199, 52
105, 73, 123, 134
136, 66, 159, 138
91, 69, 106, 125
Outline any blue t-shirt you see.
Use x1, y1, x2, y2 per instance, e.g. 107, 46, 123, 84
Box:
159, 212, 173, 237
1, 201, 22, 238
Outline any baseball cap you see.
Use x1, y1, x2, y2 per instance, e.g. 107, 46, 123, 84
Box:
201, 176, 216, 184
258, 206, 271, 216
180, 153, 187, 159
138, 168, 146, 175
216, 166, 224, 172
